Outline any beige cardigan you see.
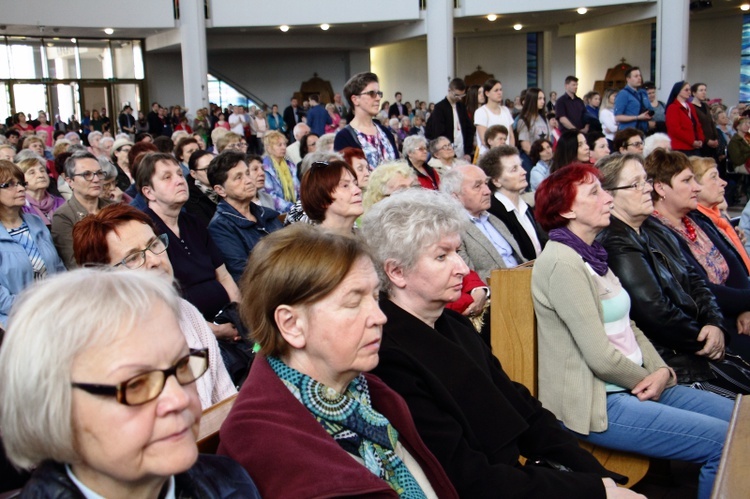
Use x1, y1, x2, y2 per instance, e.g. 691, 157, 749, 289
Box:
531, 241, 672, 435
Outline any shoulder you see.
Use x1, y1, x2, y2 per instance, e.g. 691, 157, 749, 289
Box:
180, 455, 260, 498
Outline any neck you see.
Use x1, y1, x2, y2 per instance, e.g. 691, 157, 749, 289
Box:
612, 209, 644, 234
281, 352, 352, 394
440, 157, 454, 166
388, 292, 443, 329
498, 188, 520, 206
149, 202, 181, 230
567, 91, 576, 99
226, 198, 254, 220
350, 114, 375, 131
320, 214, 356, 233
0, 205, 22, 227
486, 100, 501, 111
567, 221, 598, 245
27, 188, 46, 202
70, 463, 168, 499
73, 191, 99, 214
654, 201, 687, 227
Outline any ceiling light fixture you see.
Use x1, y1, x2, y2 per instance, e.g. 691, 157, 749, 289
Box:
104, 28, 114, 35
513, 23, 523, 31
280, 25, 289, 32
70, 38, 77, 43
487, 14, 498, 22
577, 7, 588, 15
742, 3, 750, 11
320, 23, 330, 31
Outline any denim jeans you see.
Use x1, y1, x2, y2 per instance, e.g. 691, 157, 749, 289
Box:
566, 385, 732, 499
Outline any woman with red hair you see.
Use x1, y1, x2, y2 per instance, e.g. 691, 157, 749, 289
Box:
532, 163, 731, 499
340, 146, 371, 190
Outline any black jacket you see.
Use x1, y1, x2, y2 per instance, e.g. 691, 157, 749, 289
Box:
18, 455, 260, 498
372, 298, 617, 499
333, 121, 400, 160
184, 175, 218, 229
425, 97, 475, 155
488, 195, 547, 261
598, 216, 722, 383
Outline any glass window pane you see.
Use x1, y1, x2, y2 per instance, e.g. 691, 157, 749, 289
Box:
0, 38, 10, 79
12, 84, 48, 120
0, 83, 11, 122
7, 37, 44, 79
78, 40, 113, 79
133, 41, 144, 80
112, 40, 135, 79
45, 40, 78, 79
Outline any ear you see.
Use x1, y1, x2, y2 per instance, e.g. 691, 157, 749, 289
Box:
188, 169, 199, 180
560, 209, 576, 220
141, 185, 157, 202
213, 184, 226, 198
64, 175, 74, 188
653, 181, 668, 198
384, 259, 408, 290
274, 304, 307, 350
491, 177, 503, 190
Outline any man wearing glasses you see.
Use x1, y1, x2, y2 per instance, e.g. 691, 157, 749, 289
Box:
425, 78, 475, 162
51, 151, 113, 268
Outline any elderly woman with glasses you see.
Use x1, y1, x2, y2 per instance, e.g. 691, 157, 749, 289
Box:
334, 72, 399, 168
532, 163, 731, 499
598, 152, 750, 397
0, 160, 64, 329
218, 224, 457, 498
403, 135, 439, 190
16, 153, 65, 226
51, 151, 113, 268
427, 136, 459, 174
207, 151, 283, 283
0, 269, 259, 497
261, 130, 299, 213
73, 204, 237, 408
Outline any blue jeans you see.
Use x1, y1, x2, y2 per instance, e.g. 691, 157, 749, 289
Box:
566, 385, 732, 499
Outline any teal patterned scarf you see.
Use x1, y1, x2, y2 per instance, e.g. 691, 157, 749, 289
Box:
268, 356, 427, 498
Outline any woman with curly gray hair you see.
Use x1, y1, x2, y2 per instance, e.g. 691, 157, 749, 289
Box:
403, 135, 440, 190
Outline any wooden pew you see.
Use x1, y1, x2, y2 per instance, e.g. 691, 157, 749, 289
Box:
489, 266, 649, 488
712, 394, 750, 498
196, 393, 238, 454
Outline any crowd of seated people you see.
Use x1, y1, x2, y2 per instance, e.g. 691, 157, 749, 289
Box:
3, 68, 750, 498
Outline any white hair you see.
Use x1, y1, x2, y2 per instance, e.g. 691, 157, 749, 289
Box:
316, 133, 336, 152
643, 133, 671, 157
402, 135, 427, 158
293, 122, 311, 141
0, 269, 182, 469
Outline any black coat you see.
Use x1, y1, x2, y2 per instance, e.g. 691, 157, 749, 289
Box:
184, 175, 218, 229
598, 216, 722, 383
372, 298, 616, 499
18, 455, 260, 498
487, 195, 547, 261
425, 98, 475, 155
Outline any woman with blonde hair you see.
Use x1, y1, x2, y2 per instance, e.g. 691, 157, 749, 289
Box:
262, 130, 299, 213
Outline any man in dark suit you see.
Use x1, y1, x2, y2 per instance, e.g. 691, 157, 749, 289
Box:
388, 91, 405, 118
282, 97, 301, 141
146, 102, 163, 137
425, 78, 475, 161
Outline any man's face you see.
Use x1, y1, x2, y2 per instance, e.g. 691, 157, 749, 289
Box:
396, 93, 402, 102
627, 70, 642, 88
291, 98, 298, 107
447, 87, 466, 105
456, 166, 491, 218
565, 80, 578, 95
334, 94, 342, 104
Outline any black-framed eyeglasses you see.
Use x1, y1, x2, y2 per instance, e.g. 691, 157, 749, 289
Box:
451, 91, 467, 99
71, 349, 209, 406
0, 180, 27, 189
71, 170, 107, 181
358, 90, 384, 99
608, 179, 654, 192
193, 167, 209, 172
438, 144, 455, 151
626, 141, 645, 148
113, 233, 169, 269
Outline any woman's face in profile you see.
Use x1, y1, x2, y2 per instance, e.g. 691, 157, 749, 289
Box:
69, 300, 201, 486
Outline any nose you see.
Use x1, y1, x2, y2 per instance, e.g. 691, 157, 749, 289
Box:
367, 298, 388, 327
156, 374, 192, 417
143, 248, 163, 269
452, 252, 470, 277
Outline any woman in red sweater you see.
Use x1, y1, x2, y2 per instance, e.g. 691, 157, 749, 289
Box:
665, 81, 704, 155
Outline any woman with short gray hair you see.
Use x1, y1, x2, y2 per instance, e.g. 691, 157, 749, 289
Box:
403, 135, 440, 190
0, 269, 260, 497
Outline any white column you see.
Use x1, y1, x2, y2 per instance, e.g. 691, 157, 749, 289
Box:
655, 0, 689, 101
426, 0, 454, 103
179, 0, 208, 116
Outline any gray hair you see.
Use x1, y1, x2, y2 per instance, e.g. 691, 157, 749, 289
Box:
64, 151, 98, 178
0, 269, 182, 469
362, 160, 415, 212
429, 136, 451, 156
439, 165, 468, 197
88, 131, 103, 142
64, 132, 80, 142
13, 149, 46, 165
298, 150, 343, 177
361, 188, 466, 292
402, 135, 427, 158
100, 136, 114, 147
389, 117, 400, 129
316, 133, 336, 152
293, 122, 311, 141
643, 133, 671, 158
98, 156, 117, 180
597, 153, 644, 191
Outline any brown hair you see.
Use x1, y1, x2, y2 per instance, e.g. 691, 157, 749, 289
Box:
644, 148, 692, 202
0, 160, 24, 185
239, 224, 372, 357
688, 155, 717, 183
300, 160, 357, 222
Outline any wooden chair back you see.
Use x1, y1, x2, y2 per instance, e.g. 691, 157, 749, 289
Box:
489, 265, 649, 488
196, 393, 238, 454
712, 394, 749, 498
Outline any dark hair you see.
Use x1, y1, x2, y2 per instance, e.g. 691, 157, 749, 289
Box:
0, 160, 24, 186
643, 81, 656, 91
478, 145, 520, 193
529, 139, 553, 165
448, 78, 466, 92
586, 131, 606, 150
73, 204, 157, 266
53, 130, 66, 142
690, 82, 707, 94
535, 163, 602, 231
4, 130, 20, 139
484, 125, 509, 145
465, 84, 482, 118
520, 87, 546, 133
187, 149, 214, 171
135, 132, 153, 143
613, 128, 644, 152
246, 154, 263, 165
135, 152, 179, 192
300, 160, 357, 222
153, 136, 174, 154
482, 79, 501, 96
309, 94, 319, 103
624, 66, 641, 79
173, 137, 198, 162
207, 150, 247, 189
127, 142, 159, 182
343, 72, 379, 109
551, 129, 584, 172
564, 75, 579, 85
299, 133, 319, 160
644, 148, 692, 203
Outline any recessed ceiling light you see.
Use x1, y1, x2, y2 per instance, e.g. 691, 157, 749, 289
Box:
577, 7, 588, 15
487, 14, 498, 22
513, 24, 523, 31
742, 3, 750, 11
104, 28, 114, 35
320, 23, 330, 31
70, 38, 77, 43
280, 25, 289, 32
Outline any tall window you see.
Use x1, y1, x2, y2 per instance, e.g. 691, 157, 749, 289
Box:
741, 14, 750, 102
208, 74, 260, 110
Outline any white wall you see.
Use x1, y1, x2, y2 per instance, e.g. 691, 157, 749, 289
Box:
456, 33, 528, 101
371, 39, 429, 104
145, 53, 184, 109
545, 30, 576, 98
0, 0, 174, 28
575, 23, 652, 97
688, 15, 742, 105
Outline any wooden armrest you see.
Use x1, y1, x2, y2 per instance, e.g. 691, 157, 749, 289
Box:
712, 394, 749, 498
197, 393, 238, 454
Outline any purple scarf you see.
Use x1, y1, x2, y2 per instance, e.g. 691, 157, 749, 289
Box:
23, 192, 65, 225
548, 226, 609, 276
